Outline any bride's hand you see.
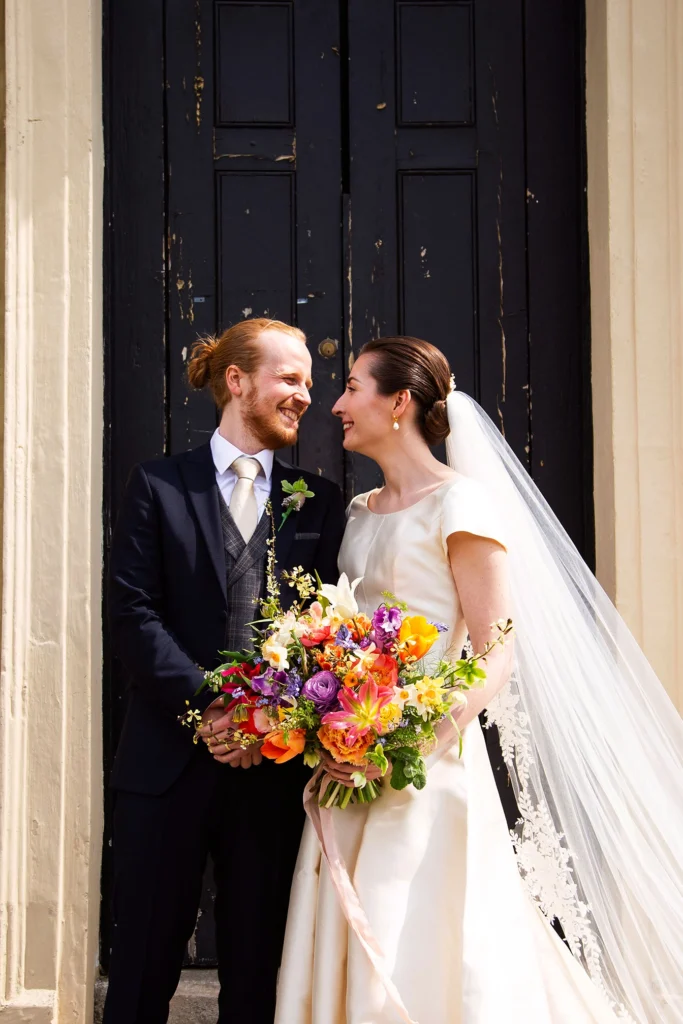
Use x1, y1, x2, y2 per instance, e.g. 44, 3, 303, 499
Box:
320, 750, 385, 785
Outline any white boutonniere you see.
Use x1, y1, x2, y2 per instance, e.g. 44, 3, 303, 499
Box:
279, 477, 315, 530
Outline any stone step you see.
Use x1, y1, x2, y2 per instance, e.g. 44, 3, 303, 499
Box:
94, 969, 219, 1024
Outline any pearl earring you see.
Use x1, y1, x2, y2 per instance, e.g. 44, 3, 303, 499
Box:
392, 417, 400, 431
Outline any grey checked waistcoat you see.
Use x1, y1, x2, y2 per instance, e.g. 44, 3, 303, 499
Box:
218, 490, 271, 655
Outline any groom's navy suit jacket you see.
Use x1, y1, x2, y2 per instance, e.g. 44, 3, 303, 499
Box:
108, 442, 345, 795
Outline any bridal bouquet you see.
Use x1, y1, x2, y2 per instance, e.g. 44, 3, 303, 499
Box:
182, 561, 512, 808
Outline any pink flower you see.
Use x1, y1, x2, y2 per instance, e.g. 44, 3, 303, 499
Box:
321, 678, 395, 746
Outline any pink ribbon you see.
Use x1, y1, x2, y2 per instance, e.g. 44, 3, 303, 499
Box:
303, 719, 460, 1024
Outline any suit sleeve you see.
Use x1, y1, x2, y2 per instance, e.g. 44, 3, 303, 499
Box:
108, 464, 209, 718
312, 482, 346, 585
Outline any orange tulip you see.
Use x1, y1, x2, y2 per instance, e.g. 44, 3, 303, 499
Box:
261, 728, 306, 764
398, 615, 440, 662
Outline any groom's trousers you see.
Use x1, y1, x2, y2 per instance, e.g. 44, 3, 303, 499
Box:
102, 743, 309, 1024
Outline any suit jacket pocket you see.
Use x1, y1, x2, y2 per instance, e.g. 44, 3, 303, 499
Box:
295, 532, 321, 541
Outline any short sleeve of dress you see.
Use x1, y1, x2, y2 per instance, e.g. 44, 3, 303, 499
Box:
440, 477, 507, 554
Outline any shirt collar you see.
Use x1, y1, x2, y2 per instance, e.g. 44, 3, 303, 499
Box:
210, 429, 274, 481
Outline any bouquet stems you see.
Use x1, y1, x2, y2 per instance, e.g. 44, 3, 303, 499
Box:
317, 773, 383, 809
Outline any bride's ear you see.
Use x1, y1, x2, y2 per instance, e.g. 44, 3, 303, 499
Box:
392, 389, 412, 424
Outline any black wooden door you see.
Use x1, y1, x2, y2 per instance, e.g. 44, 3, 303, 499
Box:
103, 0, 589, 968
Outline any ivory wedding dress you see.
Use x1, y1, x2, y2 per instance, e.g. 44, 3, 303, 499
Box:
274, 476, 620, 1024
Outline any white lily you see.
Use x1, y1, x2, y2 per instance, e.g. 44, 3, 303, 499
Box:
319, 573, 363, 620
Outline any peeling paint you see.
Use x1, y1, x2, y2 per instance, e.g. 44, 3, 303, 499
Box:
376, 102, 387, 110
242, 307, 252, 318
187, 272, 194, 324
490, 71, 507, 425
275, 137, 296, 163
215, 138, 296, 164
375, 239, 383, 250
181, 346, 188, 362
194, 0, 203, 129
194, 76, 205, 128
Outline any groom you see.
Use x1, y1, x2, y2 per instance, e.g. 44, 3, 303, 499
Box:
103, 318, 345, 1024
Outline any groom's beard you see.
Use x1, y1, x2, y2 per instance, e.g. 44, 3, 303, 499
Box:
243, 393, 306, 450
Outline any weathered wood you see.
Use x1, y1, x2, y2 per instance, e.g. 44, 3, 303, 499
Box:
102, 0, 167, 970
524, 0, 594, 561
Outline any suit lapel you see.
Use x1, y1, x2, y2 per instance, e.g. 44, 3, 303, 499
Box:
179, 443, 227, 602
272, 458, 297, 570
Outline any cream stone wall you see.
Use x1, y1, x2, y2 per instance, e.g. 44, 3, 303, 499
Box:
0, 0, 103, 1020
587, 0, 683, 712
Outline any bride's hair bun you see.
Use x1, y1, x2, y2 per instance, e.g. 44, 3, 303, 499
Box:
359, 336, 452, 446
423, 397, 450, 446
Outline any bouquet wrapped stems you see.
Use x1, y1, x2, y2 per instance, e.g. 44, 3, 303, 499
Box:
317, 772, 384, 810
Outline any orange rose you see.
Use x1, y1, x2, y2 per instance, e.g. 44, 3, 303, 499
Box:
318, 724, 372, 765
398, 615, 440, 663
261, 728, 306, 764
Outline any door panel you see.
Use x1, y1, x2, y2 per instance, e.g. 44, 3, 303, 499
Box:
345, 0, 531, 494
165, 0, 344, 480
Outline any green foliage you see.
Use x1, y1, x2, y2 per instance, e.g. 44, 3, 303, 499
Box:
389, 747, 427, 791
366, 742, 389, 776
380, 590, 408, 612
280, 697, 319, 736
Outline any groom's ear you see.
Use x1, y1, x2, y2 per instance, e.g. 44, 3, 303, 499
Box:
225, 364, 245, 397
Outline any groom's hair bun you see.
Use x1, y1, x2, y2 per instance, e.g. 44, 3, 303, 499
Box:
360, 336, 451, 446
187, 318, 306, 410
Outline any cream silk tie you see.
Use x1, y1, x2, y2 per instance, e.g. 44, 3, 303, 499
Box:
229, 456, 261, 543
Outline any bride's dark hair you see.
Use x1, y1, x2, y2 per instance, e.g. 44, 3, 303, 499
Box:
359, 336, 451, 445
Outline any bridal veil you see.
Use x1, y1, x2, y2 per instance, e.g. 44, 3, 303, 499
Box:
446, 391, 683, 1023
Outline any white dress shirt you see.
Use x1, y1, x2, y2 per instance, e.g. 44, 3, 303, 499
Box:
209, 429, 274, 520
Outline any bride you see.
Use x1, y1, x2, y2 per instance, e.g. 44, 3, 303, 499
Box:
274, 336, 683, 1024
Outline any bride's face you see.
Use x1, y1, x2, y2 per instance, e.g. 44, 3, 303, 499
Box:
332, 354, 400, 455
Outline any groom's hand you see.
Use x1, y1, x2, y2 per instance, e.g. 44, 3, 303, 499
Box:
197, 698, 234, 738
211, 741, 263, 769
196, 700, 264, 768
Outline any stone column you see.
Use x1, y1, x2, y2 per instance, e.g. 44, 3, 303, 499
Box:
0, 0, 103, 1020
587, 0, 683, 710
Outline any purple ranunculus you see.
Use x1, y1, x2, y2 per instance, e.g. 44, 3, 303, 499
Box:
371, 605, 403, 649
301, 671, 341, 713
